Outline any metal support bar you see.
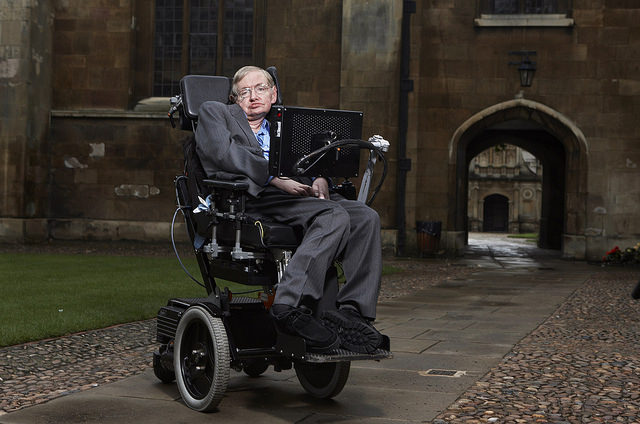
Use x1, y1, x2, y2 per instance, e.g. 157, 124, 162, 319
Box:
358, 135, 390, 203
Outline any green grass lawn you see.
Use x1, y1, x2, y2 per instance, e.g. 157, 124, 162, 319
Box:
0, 253, 224, 347
0, 252, 402, 347
507, 233, 538, 242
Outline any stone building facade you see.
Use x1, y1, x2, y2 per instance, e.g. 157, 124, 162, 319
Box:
411, 0, 640, 259
1, 1, 640, 261
467, 145, 542, 234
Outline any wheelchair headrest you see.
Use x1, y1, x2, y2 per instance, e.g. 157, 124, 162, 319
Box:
179, 67, 282, 123
180, 75, 232, 120
266, 66, 283, 106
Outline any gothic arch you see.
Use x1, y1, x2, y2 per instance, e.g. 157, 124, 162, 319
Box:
448, 98, 589, 257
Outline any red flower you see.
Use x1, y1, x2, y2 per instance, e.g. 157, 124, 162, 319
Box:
606, 246, 620, 255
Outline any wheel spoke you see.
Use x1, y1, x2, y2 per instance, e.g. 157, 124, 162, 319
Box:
180, 320, 216, 399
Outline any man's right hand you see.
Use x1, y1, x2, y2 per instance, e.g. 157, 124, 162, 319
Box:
269, 177, 314, 196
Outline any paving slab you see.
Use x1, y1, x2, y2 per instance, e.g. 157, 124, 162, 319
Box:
354, 351, 499, 374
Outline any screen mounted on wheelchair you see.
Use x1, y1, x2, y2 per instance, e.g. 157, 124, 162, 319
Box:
268, 105, 362, 178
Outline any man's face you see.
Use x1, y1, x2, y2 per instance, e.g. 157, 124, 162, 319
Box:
235, 70, 277, 121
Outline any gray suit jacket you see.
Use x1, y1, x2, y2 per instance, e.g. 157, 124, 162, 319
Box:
195, 101, 269, 197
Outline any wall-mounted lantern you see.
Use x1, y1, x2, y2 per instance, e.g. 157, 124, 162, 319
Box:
509, 51, 537, 87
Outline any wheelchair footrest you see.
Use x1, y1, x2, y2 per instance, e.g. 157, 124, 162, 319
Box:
303, 348, 393, 363
230, 296, 262, 304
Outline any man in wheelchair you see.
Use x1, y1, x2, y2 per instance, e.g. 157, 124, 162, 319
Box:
195, 66, 385, 354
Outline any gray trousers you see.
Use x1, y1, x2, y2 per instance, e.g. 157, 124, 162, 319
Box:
245, 188, 382, 319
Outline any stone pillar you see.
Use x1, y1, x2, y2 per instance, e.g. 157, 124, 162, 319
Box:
340, 0, 403, 250
0, 0, 53, 241
479, 198, 484, 231
469, 182, 479, 231
511, 187, 520, 233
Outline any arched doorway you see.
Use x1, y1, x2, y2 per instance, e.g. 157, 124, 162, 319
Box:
468, 129, 566, 249
448, 99, 588, 257
483, 194, 509, 232
468, 144, 543, 234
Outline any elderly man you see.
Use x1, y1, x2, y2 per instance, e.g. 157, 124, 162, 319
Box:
195, 66, 384, 354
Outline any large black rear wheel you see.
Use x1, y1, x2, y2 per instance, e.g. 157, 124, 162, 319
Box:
174, 306, 230, 412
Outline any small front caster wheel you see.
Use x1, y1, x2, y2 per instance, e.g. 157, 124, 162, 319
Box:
295, 361, 350, 398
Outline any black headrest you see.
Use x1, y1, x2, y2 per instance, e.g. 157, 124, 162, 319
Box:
266, 66, 283, 105
180, 75, 231, 120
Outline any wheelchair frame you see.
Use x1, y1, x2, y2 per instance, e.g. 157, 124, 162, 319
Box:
152, 70, 391, 412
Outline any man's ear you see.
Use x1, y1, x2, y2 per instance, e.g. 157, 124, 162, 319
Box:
270, 87, 278, 105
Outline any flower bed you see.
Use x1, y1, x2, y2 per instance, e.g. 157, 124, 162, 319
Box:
602, 243, 640, 265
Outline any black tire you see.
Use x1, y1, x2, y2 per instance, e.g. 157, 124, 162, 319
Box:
153, 350, 175, 383
174, 306, 230, 412
294, 361, 350, 398
243, 359, 270, 378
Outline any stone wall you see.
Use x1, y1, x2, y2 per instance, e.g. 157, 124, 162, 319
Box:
3, 1, 639, 260
47, 111, 187, 240
265, 0, 343, 109
2, 0, 406, 245
0, 0, 53, 241
339, 0, 402, 231
411, 1, 640, 259
265, 0, 402, 231
52, 0, 133, 109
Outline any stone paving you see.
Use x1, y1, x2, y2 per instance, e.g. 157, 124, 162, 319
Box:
0, 321, 155, 413
438, 234, 640, 423
0, 242, 470, 415
1, 237, 640, 423
433, 269, 640, 424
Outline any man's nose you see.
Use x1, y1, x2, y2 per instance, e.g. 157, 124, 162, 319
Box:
249, 89, 259, 100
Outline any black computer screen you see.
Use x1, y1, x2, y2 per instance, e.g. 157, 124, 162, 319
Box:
268, 105, 362, 178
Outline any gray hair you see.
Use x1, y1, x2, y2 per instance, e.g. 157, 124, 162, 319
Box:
230, 66, 275, 102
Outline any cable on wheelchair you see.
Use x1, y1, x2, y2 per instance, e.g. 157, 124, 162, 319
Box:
171, 206, 267, 296
296, 150, 329, 175
254, 220, 265, 240
292, 139, 388, 206
254, 219, 269, 249
171, 205, 206, 289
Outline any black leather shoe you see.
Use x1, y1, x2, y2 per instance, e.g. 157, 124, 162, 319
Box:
322, 308, 384, 354
270, 305, 340, 353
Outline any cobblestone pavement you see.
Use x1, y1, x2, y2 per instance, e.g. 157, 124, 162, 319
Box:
433, 268, 640, 424
0, 321, 155, 413
0, 241, 471, 414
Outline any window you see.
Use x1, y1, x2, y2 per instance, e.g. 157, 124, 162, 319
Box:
475, 0, 573, 27
480, 0, 567, 14
153, 0, 257, 96
133, 0, 265, 103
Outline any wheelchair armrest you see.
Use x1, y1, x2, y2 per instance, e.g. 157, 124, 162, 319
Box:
203, 178, 249, 192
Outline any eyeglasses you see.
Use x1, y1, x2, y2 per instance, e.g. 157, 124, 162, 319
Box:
236, 84, 272, 101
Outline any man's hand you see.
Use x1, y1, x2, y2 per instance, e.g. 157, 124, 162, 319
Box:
312, 177, 330, 199
270, 177, 314, 196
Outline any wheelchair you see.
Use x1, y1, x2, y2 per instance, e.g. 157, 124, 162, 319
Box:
152, 67, 392, 412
